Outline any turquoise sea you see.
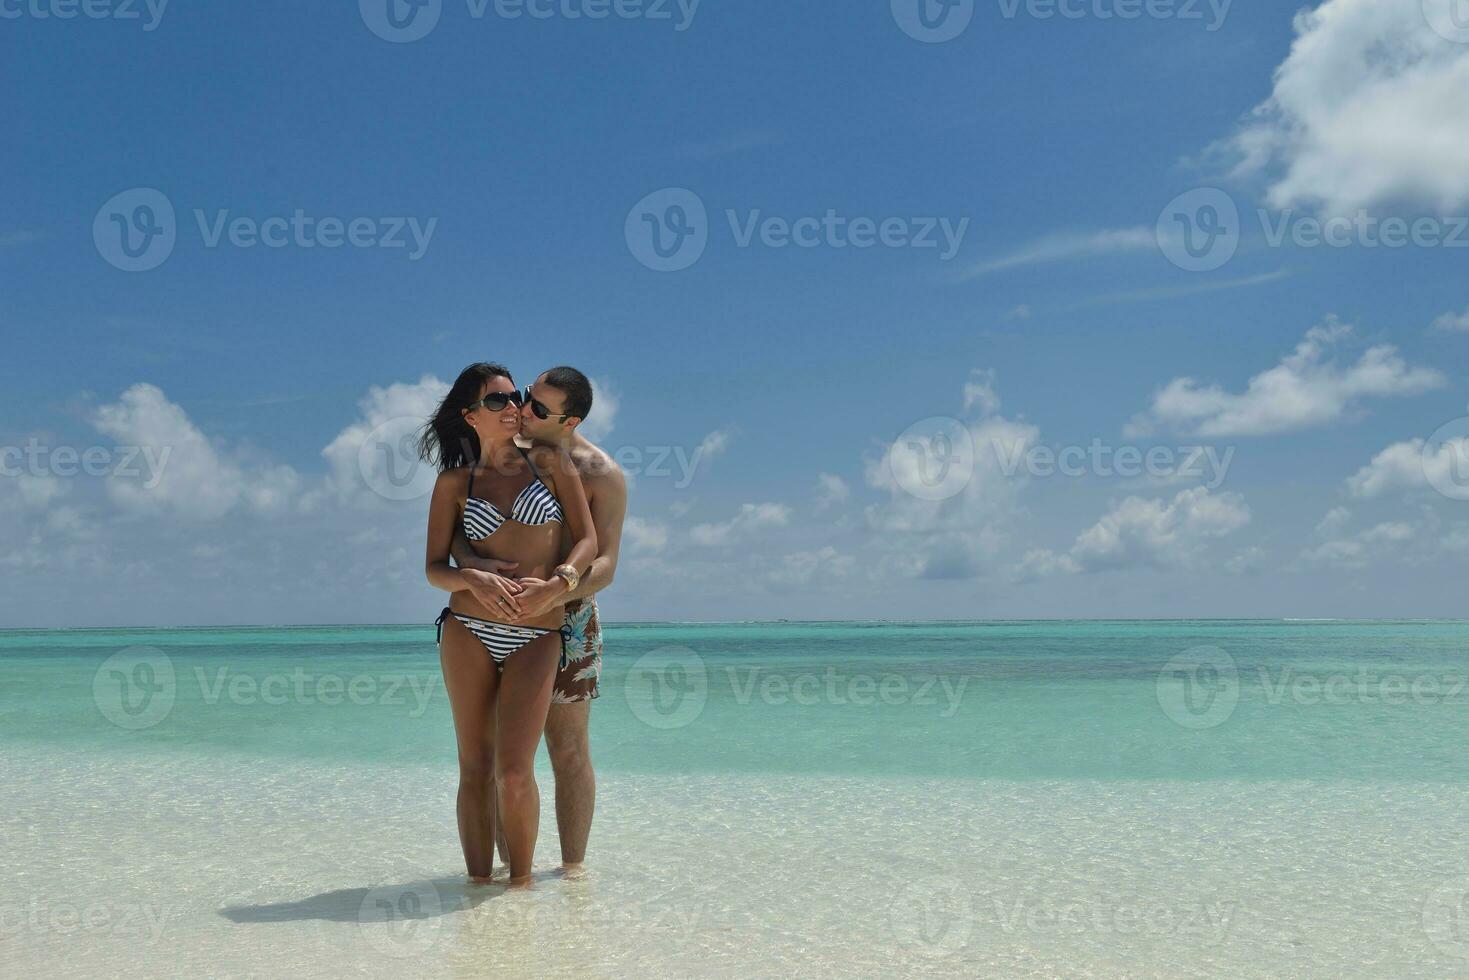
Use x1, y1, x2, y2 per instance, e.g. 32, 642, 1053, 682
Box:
6, 620, 1469, 977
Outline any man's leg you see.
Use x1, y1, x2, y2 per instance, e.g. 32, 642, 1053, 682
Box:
544, 700, 595, 866
546, 598, 602, 867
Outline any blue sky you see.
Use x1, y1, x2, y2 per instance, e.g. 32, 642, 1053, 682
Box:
3, 0, 1468, 626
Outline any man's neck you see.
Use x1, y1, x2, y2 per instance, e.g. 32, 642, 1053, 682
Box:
533, 430, 593, 455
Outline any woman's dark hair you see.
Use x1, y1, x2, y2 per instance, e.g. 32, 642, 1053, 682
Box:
419, 362, 515, 472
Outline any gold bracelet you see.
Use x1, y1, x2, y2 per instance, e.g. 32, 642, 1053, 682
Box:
554, 564, 580, 592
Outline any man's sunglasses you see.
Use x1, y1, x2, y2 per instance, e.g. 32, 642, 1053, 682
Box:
465, 389, 523, 413
523, 386, 574, 423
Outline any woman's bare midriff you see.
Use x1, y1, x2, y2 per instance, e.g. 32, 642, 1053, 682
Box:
450, 518, 567, 631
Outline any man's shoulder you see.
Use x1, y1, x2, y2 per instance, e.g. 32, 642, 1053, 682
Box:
570, 441, 623, 485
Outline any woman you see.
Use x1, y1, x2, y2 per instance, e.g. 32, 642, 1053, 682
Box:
420, 362, 597, 886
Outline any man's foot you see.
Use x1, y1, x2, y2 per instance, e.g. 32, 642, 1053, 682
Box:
468, 874, 497, 886
556, 862, 587, 879
506, 874, 535, 890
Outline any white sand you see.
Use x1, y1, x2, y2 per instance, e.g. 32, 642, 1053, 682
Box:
6, 746, 1469, 978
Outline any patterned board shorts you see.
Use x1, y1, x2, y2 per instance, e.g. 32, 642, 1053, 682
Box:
553, 598, 602, 703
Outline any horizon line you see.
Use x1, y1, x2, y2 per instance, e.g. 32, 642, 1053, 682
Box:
4, 616, 1469, 633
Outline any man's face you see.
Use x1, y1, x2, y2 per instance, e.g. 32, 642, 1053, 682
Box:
518, 373, 575, 441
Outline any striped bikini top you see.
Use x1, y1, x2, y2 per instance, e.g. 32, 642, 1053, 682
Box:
462, 451, 564, 541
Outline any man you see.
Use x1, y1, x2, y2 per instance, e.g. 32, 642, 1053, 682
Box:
451, 365, 626, 872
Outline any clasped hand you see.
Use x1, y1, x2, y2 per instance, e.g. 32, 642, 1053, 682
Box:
462, 559, 568, 624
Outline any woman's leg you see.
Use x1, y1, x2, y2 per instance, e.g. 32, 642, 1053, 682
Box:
439, 616, 501, 881
493, 630, 561, 884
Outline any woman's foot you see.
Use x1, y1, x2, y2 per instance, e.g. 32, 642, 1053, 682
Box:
468, 874, 497, 886
506, 874, 535, 889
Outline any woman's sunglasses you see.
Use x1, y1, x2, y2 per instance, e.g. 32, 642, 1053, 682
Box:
465, 389, 523, 413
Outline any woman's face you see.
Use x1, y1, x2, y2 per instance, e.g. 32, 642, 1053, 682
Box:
463, 375, 522, 439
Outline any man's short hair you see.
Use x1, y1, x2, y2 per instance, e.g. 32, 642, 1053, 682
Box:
541, 366, 593, 421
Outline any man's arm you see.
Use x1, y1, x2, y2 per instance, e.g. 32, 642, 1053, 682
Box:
450, 525, 519, 577
561, 465, 626, 603
449, 525, 479, 570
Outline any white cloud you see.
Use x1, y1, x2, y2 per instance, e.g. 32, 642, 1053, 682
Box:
695, 430, 731, 470
622, 516, 669, 554
864, 372, 1039, 579
1016, 487, 1251, 578
1362, 521, 1416, 544
1346, 436, 1469, 497
688, 503, 790, 547
5, 376, 761, 626
962, 369, 1001, 417
967, 227, 1154, 277
578, 376, 619, 443
866, 412, 1024, 536
1224, 546, 1268, 575
1316, 506, 1352, 535
768, 546, 856, 587
1431, 307, 1469, 332
92, 384, 299, 521
93, 384, 225, 520
0, 468, 86, 582
1224, 0, 1469, 215
4, 472, 67, 510
1302, 514, 1421, 569
1127, 320, 1442, 438
865, 389, 1035, 536
318, 375, 446, 508
814, 473, 849, 511
1443, 523, 1469, 553
1070, 270, 1295, 312
1300, 537, 1366, 567
243, 463, 303, 513
1012, 548, 1081, 581
93, 377, 448, 524
1070, 487, 1251, 571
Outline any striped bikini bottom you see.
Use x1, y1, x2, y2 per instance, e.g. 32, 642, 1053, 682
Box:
436, 608, 570, 669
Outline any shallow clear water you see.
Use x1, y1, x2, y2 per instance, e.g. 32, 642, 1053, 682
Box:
5, 620, 1469, 977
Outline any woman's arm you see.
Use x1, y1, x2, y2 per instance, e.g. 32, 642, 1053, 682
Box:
425, 470, 473, 593
425, 470, 525, 613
